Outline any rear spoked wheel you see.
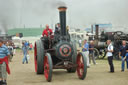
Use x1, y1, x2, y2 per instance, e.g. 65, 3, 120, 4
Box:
44, 53, 53, 82
34, 40, 44, 74
77, 52, 87, 80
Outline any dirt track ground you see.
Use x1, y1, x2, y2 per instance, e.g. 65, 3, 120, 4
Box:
8, 50, 128, 85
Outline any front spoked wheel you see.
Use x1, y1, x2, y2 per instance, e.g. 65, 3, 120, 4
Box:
77, 52, 87, 80
44, 53, 53, 82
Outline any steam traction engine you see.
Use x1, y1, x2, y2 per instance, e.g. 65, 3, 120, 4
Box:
34, 6, 87, 82
92, 25, 128, 59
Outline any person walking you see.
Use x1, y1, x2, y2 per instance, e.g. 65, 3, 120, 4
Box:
0, 39, 10, 85
22, 42, 28, 64
106, 40, 114, 73
82, 39, 90, 67
119, 40, 128, 72
89, 40, 96, 65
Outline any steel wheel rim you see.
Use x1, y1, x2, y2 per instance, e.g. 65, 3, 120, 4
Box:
77, 54, 84, 78
44, 56, 49, 80
34, 43, 37, 72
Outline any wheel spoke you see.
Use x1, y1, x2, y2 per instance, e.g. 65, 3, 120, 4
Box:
44, 56, 48, 79
44, 55, 51, 80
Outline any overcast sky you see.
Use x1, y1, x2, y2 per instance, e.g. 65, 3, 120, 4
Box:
0, 0, 128, 33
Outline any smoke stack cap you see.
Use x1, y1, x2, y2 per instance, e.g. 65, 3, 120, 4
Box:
58, 6, 67, 11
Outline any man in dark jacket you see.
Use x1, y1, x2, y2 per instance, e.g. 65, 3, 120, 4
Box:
119, 40, 128, 72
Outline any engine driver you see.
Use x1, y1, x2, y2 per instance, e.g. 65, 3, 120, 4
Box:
42, 24, 53, 49
42, 24, 53, 37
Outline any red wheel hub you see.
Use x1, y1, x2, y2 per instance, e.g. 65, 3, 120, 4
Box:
44, 56, 49, 80
77, 54, 84, 78
34, 43, 37, 72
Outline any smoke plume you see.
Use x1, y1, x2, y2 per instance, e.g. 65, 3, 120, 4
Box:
0, 0, 16, 34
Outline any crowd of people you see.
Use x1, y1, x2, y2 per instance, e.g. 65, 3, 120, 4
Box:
82, 39, 128, 73
0, 39, 33, 85
0, 24, 128, 85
